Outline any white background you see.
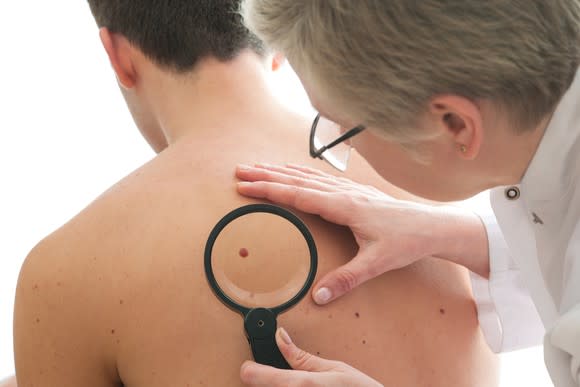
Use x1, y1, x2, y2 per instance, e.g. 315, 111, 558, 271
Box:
0, 1, 552, 386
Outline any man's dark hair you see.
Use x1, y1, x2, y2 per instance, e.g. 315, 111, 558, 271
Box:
87, 0, 266, 72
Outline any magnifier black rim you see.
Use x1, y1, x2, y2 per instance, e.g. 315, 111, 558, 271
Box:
204, 203, 318, 316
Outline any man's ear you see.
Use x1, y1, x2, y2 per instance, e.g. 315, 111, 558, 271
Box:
99, 27, 137, 89
428, 95, 484, 160
271, 52, 286, 72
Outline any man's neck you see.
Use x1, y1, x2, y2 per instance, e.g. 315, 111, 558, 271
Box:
138, 52, 287, 148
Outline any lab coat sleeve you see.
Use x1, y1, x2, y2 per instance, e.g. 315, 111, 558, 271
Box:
544, 304, 580, 387
469, 206, 545, 352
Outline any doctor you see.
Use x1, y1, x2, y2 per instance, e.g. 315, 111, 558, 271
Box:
236, 1, 580, 386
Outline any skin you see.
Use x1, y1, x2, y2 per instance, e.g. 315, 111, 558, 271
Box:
234, 34, 554, 387
0, 376, 16, 387
13, 28, 498, 386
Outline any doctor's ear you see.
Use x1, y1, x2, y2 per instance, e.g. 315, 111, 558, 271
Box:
98, 27, 137, 89
429, 95, 484, 160
271, 53, 286, 72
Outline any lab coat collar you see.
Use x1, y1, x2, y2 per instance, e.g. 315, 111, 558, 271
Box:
520, 70, 580, 202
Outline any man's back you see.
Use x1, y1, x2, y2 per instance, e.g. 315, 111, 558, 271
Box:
15, 105, 498, 386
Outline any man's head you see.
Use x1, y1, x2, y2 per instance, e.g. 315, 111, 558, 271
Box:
88, 0, 265, 73
243, 0, 580, 200
87, 0, 271, 152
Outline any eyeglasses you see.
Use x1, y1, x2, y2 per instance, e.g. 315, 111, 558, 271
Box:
309, 113, 366, 171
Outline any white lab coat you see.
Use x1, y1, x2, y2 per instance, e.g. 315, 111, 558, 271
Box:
470, 70, 580, 386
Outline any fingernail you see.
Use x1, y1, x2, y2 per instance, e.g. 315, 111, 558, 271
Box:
237, 164, 251, 171
314, 288, 332, 304
279, 327, 292, 345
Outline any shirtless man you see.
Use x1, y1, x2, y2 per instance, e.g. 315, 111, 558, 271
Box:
13, 1, 498, 386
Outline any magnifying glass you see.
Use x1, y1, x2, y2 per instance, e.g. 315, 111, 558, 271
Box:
204, 204, 318, 369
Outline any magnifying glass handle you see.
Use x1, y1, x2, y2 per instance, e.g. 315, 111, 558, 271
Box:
244, 308, 291, 369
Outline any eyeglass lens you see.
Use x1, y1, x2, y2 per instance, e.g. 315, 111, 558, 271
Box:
313, 116, 353, 171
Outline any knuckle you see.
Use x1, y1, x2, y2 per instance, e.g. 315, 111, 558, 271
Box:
337, 192, 356, 212
289, 176, 307, 187
239, 363, 256, 382
290, 185, 305, 207
293, 348, 313, 368
300, 379, 318, 387
333, 268, 359, 294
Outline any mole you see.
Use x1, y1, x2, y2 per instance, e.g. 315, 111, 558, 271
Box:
239, 248, 249, 258
111, 329, 116, 335
355, 312, 360, 318
439, 308, 446, 315
362, 340, 366, 345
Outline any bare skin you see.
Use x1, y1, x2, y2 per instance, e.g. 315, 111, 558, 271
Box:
0, 376, 16, 387
14, 48, 498, 386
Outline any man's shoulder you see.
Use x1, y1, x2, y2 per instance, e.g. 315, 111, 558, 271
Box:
13, 152, 222, 384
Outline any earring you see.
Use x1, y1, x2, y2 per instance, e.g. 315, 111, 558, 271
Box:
460, 145, 467, 153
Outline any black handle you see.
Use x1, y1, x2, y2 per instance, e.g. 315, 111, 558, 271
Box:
244, 308, 291, 369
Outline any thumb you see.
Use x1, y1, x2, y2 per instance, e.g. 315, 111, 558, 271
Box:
312, 247, 383, 305
275, 327, 336, 372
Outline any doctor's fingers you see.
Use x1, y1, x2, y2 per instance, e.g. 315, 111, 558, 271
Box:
237, 163, 348, 191
236, 165, 334, 193
285, 163, 357, 185
237, 181, 357, 226
237, 164, 384, 197
285, 164, 388, 198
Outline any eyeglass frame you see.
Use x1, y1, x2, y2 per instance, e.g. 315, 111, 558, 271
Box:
309, 113, 366, 170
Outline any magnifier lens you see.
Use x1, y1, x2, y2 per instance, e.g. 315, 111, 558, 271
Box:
211, 212, 311, 309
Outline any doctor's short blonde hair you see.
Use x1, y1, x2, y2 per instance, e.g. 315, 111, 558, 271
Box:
242, 0, 580, 143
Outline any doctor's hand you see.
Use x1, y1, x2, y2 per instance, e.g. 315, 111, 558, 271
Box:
240, 327, 383, 387
236, 164, 488, 305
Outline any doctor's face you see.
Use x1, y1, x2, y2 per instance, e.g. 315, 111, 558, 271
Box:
300, 80, 484, 202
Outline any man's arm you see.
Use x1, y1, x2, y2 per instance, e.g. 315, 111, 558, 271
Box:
13, 240, 118, 387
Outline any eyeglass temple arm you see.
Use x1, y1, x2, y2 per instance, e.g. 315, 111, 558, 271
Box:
313, 125, 366, 158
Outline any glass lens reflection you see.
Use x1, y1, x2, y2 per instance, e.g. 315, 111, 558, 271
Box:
313, 116, 352, 171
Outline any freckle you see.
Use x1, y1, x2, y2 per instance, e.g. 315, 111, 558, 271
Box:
35, 318, 40, 323
33, 284, 39, 290
316, 351, 320, 355
355, 312, 360, 318
56, 282, 61, 287
327, 314, 333, 319
239, 248, 249, 258
116, 339, 120, 344
362, 340, 366, 344
439, 308, 445, 315
111, 329, 116, 335
93, 256, 97, 261
119, 299, 124, 305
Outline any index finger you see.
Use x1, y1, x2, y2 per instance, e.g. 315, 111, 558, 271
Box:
237, 181, 354, 226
